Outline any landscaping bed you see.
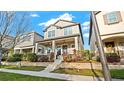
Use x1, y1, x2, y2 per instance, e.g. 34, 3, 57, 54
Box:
0, 72, 64, 81
0, 65, 45, 71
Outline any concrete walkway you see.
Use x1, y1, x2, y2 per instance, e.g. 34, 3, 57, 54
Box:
0, 68, 104, 81
0, 68, 123, 81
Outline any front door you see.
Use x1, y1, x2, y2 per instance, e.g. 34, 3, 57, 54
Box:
56, 46, 61, 59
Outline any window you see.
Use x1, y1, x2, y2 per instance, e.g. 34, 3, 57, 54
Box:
64, 27, 72, 35
71, 44, 75, 48
48, 30, 55, 38
107, 12, 118, 24
103, 11, 122, 25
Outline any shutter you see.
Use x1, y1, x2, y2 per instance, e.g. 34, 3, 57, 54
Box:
117, 11, 122, 22
103, 14, 108, 25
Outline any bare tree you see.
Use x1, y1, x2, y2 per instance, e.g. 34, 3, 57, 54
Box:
11, 12, 31, 49
0, 12, 15, 65
0, 11, 31, 65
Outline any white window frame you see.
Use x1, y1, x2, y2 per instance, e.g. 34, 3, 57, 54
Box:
48, 30, 55, 38
107, 12, 119, 24
64, 27, 72, 36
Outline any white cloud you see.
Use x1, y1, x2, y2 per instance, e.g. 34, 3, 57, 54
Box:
81, 21, 90, 32
30, 14, 40, 17
82, 21, 90, 27
83, 33, 89, 38
38, 13, 75, 27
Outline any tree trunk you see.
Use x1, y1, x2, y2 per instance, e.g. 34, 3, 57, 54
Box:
0, 47, 2, 65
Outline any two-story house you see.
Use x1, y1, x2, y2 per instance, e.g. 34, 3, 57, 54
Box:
14, 32, 43, 54
35, 20, 84, 58
89, 11, 124, 58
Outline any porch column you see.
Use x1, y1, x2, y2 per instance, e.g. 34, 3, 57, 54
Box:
32, 47, 35, 53
14, 49, 16, 54
35, 43, 38, 54
52, 40, 56, 60
75, 37, 79, 50
20, 49, 22, 54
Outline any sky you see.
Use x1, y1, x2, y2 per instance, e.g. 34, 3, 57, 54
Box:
29, 11, 90, 49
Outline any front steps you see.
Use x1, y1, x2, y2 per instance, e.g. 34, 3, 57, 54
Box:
42, 56, 62, 73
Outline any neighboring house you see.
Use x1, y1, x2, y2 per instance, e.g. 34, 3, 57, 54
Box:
1, 35, 14, 49
35, 20, 84, 58
14, 32, 43, 54
89, 11, 124, 58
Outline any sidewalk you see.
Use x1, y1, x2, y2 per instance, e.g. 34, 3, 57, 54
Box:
0, 68, 104, 81
0, 68, 122, 81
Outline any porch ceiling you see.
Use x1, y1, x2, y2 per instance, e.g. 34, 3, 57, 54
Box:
103, 36, 124, 41
38, 37, 75, 46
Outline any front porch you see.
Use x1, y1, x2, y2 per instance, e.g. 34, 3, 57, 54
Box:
14, 46, 35, 54
103, 37, 124, 58
35, 36, 80, 60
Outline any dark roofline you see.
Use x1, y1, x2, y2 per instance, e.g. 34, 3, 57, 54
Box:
89, 11, 101, 45
33, 32, 44, 38
28, 31, 44, 38
78, 24, 84, 44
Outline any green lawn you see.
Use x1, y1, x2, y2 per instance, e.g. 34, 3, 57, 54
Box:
110, 69, 124, 79
0, 72, 64, 81
52, 68, 103, 77
53, 68, 124, 80
0, 65, 45, 71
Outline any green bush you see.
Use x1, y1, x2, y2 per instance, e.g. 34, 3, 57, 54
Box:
37, 55, 49, 62
2, 56, 7, 61
7, 56, 22, 62
12, 54, 23, 58
7, 54, 23, 62
27, 53, 37, 62
22, 53, 28, 61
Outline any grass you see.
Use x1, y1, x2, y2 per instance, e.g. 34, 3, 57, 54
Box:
0, 65, 45, 71
110, 69, 124, 79
53, 68, 124, 80
0, 72, 64, 81
52, 68, 103, 77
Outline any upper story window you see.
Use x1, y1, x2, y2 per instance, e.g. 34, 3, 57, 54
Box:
107, 12, 118, 24
48, 30, 55, 38
64, 27, 72, 36
103, 11, 122, 25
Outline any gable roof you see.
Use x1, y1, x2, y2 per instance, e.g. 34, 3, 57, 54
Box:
43, 19, 79, 32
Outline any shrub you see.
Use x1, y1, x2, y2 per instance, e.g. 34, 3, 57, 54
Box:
106, 53, 120, 63
96, 53, 120, 63
50, 52, 54, 62
12, 54, 23, 58
37, 55, 49, 62
27, 53, 37, 62
7, 54, 22, 62
66, 54, 72, 62
22, 53, 28, 61
1, 56, 7, 61
7, 56, 22, 62
96, 56, 100, 62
